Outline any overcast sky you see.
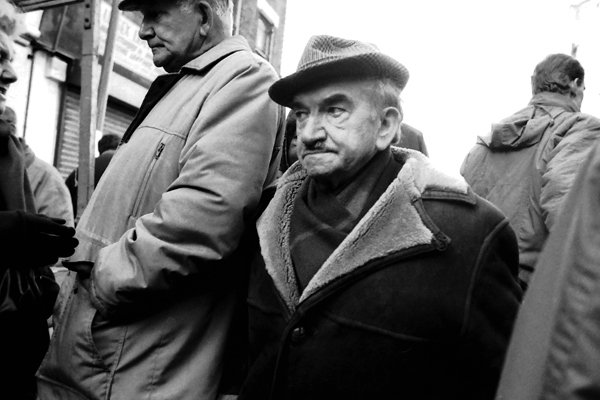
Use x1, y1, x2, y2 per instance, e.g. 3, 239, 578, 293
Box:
280, 0, 597, 173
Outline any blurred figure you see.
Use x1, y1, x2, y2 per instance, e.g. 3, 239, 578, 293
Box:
496, 140, 600, 400
279, 110, 298, 172
0, 2, 77, 399
65, 133, 120, 219
396, 123, 428, 155
37, 0, 284, 399
0, 107, 74, 228
461, 53, 600, 287
240, 35, 521, 400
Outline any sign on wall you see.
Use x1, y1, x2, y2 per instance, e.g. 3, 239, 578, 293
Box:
14, 0, 82, 12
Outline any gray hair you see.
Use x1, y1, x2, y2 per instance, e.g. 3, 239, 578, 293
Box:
177, 0, 229, 17
0, 0, 23, 38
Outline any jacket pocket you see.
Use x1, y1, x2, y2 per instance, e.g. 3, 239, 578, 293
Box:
90, 309, 127, 371
129, 140, 167, 220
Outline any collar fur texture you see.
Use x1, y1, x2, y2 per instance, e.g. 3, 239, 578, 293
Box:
258, 147, 471, 312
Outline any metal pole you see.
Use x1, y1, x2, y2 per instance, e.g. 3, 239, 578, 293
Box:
77, 0, 100, 219
97, 0, 120, 133
234, 0, 243, 35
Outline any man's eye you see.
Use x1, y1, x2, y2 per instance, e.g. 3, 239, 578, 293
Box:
294, 110, 308, 121
328, 107, 345, 118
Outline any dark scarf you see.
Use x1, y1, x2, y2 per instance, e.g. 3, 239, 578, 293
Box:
289, 149, 401, 290
120, 73, 185, 144
0, 134, 35, 212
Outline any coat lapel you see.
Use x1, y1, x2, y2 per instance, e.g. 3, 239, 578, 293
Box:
258, 148, 471, 312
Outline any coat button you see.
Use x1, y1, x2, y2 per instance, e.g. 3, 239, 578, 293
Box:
290, 326, 306, 344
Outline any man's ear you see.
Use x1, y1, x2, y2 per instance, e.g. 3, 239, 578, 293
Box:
197, 1, 214, 36
376, 107, 402, 151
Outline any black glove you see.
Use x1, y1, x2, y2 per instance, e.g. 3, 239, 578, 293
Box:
0, 210, 78, 268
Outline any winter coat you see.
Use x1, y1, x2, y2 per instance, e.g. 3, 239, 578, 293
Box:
461, 92, 600, 283
37, 36, 284, 400
240, 148, 522, 400
496, 140, 600, 400
22, 143, 74, 227
0, 134, 58, 400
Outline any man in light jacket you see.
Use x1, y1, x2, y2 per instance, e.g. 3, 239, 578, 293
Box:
37, 0, 284, 399
461, 53, 600, 287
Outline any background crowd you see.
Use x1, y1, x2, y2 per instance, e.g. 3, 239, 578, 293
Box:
0, 0, 599, 399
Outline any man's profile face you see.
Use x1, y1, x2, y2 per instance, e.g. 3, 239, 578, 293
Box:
292, 80, 385, 189
0, 31, 16, 115
137, 0, 205, 72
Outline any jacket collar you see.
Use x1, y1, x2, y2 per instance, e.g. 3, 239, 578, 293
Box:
180, 35, 250, 74
257, 147, 473, 312
529, 92, 580, 113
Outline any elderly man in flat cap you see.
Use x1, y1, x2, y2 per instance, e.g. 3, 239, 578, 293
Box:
37, 0, 283, 399
239, 35, 522, 400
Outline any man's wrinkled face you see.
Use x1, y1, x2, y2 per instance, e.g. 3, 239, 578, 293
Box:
0, 32, 17, 115
137, 0, 204, 72
292, 80, 385, 190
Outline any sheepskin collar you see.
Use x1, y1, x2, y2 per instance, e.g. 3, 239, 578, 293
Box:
257, 147, 473, 313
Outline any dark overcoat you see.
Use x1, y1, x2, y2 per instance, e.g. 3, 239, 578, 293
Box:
240, 148, 522, 400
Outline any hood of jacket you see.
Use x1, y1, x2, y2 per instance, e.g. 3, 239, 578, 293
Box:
258, 147, 473, 313
478, 92, 580, 151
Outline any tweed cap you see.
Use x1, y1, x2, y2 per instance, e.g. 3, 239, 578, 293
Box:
118, 0, 154, 11
269, 35, 409, 107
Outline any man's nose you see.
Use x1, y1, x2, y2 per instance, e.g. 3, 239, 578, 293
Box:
138, 21, 154, 40
299, 115, 326, 144
0, 63, 17, 85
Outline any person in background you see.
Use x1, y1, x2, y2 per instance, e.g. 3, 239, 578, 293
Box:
0, 107, 74, 228
0, 2, 77, 398
239, 35, 521, 400
279, 111, 298, 173
397, 123, 428, 155
65, 133, 120, 219
496, 140, 600, 400
461, 53, 600, 288
36, 0, 284, 399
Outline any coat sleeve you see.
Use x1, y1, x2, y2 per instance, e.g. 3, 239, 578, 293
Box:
89, 57, 282, 318
458, 218, 522, 400
539, 115, 600, 230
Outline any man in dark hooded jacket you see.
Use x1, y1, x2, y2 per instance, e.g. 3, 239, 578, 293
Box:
461, 53, 600, 286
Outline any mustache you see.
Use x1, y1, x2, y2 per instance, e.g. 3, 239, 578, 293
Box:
302, 141, 329, 152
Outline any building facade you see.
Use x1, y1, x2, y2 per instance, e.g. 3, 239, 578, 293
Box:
11, 0, 287, 177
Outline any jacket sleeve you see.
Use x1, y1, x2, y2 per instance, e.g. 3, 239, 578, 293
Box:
458, 218, 522, 400
89, 57, 282, 318
539, 115, 600, 230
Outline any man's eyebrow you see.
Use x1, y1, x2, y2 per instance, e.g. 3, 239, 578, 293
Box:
321, 93, 351, 106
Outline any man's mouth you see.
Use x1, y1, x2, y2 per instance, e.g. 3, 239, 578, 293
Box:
0, 87, 7, 96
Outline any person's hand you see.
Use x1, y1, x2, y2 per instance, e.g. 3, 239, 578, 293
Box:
0, 211, 78, 267
63, 261, 93, 292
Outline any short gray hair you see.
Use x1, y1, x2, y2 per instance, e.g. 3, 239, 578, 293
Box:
177, 0, 229, 17
0, 0, 23, 38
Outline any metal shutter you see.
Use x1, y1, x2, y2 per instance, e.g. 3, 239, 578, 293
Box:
56, 89, 135, 178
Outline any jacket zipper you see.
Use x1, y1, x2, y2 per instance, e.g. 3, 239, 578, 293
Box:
130, 141, 166, 218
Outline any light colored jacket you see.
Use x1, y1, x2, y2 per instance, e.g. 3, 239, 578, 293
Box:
23, 142, 74, 227
37, 36, 283, 400
461, 92, 600, 283
496, 140, 600, 400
